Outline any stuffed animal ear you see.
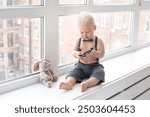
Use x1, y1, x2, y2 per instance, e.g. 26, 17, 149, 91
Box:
43, 59, 51, 65
32, 60, 41, 72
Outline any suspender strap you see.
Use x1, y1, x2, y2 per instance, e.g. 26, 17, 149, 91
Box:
77, 36, 99, 61
77, 38, 82, 51
78, 36, 98, 50
95, 36, 98, 50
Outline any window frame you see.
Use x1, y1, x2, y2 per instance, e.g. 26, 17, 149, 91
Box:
0, 0, 150, 94
0, 2, 47, 82
58, 0, 150, 75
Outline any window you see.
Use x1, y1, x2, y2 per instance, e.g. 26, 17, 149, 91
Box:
0, 18, 43, 81
0, 0, 150, 91
0, 1, 44, 82
59, 0, 86, 5
0, 0, 44, 6
114, 14, 125, 30
94, 12, 131, 52
7, 33, 14, 47
138, 10, 150, 44
8, 52, 14, 65
0, 52, 4, 80
58, 3, 132, 66
59, 15, 79, 66
93, 0, 134, 5
145, 19, 150, 32
23, 27, 29, 38
0, 20, 2, 28
0, 32, 3, 47
58, 0, 150, 72
98, 14, 110, 28
0, 53, 4, 62
7, 19, 13, 27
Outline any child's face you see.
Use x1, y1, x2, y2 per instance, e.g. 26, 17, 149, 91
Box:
79, 24, 96, 40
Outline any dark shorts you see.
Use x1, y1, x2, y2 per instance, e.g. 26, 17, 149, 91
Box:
66, 62, 105, 83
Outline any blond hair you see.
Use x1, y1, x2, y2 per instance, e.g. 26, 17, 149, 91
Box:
77, 11, 95, 28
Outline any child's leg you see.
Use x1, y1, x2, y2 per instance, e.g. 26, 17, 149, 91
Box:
59, 77, 76, 90
80, 77, 100, 92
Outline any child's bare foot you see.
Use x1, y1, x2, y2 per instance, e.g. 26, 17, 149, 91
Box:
80, 82, 88, 92
59, 82, 73, 90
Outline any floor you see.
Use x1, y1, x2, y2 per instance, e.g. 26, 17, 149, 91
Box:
0, 46, 150, 100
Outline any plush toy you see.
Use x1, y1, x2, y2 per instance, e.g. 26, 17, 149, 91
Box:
32, 59, 58, 88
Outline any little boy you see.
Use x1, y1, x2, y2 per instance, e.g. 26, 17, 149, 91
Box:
59, 11, 105, 92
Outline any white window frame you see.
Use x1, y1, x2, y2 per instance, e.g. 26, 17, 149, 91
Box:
0, 1, 58, 93
0, 0, 150, 94
57, 0, 150, 74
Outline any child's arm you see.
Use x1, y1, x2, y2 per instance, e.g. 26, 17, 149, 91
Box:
72, 38, 82, 58
91, 39, 105, 58
72, 50, 82, 58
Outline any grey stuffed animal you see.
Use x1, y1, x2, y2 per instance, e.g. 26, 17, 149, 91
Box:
32, 59, 58, 88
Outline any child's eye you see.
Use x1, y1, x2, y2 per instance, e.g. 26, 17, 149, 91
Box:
81, 31, 90, 34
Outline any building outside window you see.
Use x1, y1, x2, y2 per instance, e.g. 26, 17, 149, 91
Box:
59, 0, 86, 5
7, 33, 14, 47
145, 19, 150, 32
0, 53, 4, 62
0, 20, 2, 28
0, 0, 43, 81
0, 32, 3, 47
138, 10, 150, 44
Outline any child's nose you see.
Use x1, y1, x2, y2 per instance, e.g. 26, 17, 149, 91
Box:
82, 33, 88, 38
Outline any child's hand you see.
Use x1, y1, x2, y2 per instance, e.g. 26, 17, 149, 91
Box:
91, 49, 96, 56
79, 47, 94, 57
76, 51, 83, 58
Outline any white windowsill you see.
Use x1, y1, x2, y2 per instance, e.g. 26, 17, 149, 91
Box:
0, 46, 150, 100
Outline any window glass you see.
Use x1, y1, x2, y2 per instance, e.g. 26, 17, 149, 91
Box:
0, 32, 3, 47
59, 0, 86, 5
7, 33, 14, 47
0, 18, 42, 81
94, 12, 131, 52
0, 52, 4, 80
59, 12, 131, 66
0, 20, 3, 28
138, 10, 150, 44
0, 0, 44, 6
59, 15, 79, 66
0, 53, 4, 62
93, 0, 134, 5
